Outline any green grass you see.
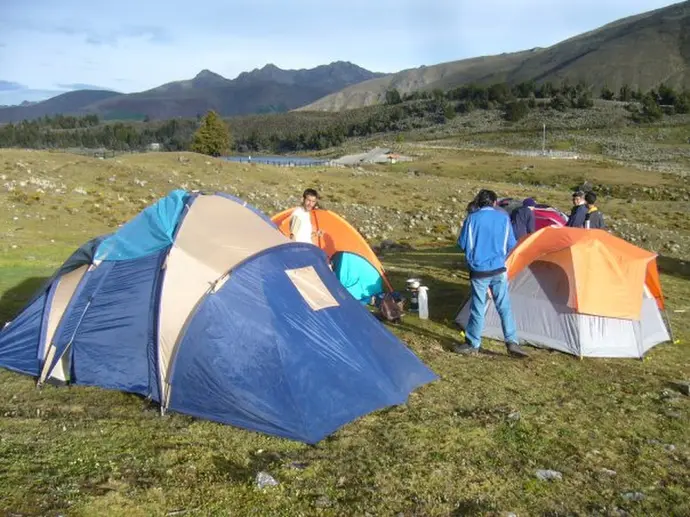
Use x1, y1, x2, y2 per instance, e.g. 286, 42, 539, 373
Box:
1, 148, 689, 516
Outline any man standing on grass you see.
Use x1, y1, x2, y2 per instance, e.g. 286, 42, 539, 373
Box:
289, 188, 323, 244
510, 197, 537, 240
566, 190, 588, 228
455, 189, 529, 358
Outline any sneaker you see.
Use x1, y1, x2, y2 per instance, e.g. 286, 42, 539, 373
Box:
452, 343, 479, 355
506, 342, 529, 358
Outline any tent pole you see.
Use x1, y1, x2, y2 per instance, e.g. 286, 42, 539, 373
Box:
663, 309, 676, 343
313, 209, 323, 249
382, 272, 394, 293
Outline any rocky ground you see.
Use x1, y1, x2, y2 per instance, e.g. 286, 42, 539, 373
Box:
2, 147, 690, 263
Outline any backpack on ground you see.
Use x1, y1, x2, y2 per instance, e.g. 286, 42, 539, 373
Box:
377, 292, 404, 323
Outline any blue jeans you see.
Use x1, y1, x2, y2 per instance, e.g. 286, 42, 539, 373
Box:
465, 271, 518, 348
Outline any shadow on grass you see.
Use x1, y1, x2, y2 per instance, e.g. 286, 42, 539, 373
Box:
212, 449, 305, 484
657, 254, 690, 281
0, 276, 49, 324
451, 498, 498, 516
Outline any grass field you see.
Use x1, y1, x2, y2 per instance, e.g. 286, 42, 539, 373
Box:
1, 148, 689, 516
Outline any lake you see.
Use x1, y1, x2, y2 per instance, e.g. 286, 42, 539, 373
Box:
223, 155, 330, 166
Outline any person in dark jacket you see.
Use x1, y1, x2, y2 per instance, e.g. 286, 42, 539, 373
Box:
510, 197, 536, 240
455, 189, 529, 358
584, 191, 606, 229
566, 190, 588, 228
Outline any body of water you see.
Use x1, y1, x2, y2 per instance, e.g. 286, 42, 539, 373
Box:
223, 155, 331, 166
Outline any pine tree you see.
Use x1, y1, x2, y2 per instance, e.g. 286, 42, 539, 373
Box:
190, 110, 232, 157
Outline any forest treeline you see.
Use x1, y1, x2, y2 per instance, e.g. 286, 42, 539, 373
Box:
0, 81, 687, 154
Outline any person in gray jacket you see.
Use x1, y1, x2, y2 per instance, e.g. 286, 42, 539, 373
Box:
584, 192, 606, 229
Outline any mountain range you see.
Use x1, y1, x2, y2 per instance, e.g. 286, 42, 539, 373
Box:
1, 1, 689, 122
0, 62, 385, 123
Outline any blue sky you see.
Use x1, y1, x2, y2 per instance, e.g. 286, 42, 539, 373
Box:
0, 0, 681, 105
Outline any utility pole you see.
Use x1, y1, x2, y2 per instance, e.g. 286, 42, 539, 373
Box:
542, 123, 546, 155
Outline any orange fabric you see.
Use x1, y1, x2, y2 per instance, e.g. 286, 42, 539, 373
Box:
645, 260, 665, 310
505, 227, 664, 319
272, 208, 393, 291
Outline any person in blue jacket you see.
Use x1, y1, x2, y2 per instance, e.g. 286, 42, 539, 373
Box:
510, 197, 536, 239
566, 190, 588, 228
455, 189, 529, 358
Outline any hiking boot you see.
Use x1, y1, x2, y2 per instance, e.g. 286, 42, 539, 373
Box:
452, 343, 479, 355
506, 342, 529, 358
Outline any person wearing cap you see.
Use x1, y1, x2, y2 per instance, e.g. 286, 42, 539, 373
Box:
566, 190, 588, 228
510, 197, 537, 240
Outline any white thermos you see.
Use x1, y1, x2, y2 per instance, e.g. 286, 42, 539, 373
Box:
418, 286, 429, 319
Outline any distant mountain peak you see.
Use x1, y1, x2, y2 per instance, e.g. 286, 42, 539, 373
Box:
194, 69, 226, 80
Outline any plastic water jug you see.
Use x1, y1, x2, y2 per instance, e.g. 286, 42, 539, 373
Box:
418, 286, 429, 320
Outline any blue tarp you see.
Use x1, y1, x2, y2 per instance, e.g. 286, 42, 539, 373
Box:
167, 243, 437, 444
331, 251, 385, 303
94, 189, 188, 261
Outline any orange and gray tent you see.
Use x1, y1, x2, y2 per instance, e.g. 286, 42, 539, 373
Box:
272, 207, 393, 303
456, 227, 671, 358
0, 190, 437, 443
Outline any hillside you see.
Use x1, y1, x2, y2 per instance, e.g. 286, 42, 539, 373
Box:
0, 90, 121, 121
299, 1, 690, 111
296, 50, 539, 111
0, 62, 385, 123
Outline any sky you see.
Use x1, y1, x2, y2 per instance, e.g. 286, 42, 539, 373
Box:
0, 0, 682, 105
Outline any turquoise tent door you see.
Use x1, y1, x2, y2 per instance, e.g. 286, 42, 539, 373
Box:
331, 252, 384, 303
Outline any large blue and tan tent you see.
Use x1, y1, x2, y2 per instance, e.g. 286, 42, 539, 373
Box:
0, 190, 437, 443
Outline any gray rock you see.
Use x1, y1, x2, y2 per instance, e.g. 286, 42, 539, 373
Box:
314, 496, 331, 508
255, 471, 279, 489
535, 469, 562, 481
622, 492, 645, 502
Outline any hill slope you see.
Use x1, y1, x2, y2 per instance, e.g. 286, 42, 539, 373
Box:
299, 1, 690, 111
0, 62, 386, 122
0, 90, 121, 121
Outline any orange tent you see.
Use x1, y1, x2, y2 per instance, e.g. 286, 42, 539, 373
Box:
505, 227, 664, 320
456, 227, 671, 358
271, 208, 393, 294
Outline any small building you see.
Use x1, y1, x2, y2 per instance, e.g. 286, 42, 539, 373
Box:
148, 143, 161, 152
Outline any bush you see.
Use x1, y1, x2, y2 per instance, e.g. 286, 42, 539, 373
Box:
632, 94, 663, 123
575, 94, 594, 109
550, 94, 570, 112
504, 100, 530, 122
600, 86, 615, 100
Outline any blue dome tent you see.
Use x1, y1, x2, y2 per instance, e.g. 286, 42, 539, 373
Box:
0, 190, 437, 443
